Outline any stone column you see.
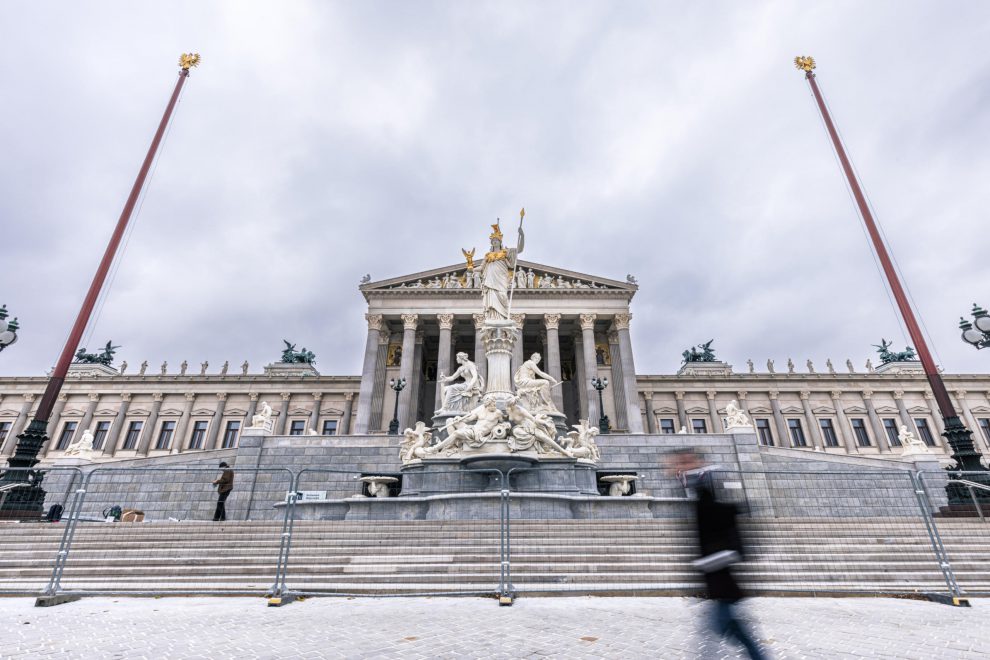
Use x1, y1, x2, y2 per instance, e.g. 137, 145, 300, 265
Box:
769, 390, 788, 447
924, 391, 946, 436
174, 392, 196, 453
243, 393, 258, 438
607, 329, 629, 430
309, 392, 323, 433
276, 392, 291, 435
396, 314, 418, 429
341, 392, 355, 435
579, 314, 599, 424
137, 392, 164, 455
574, 333, 588, 419
369, 330, 389, 431
643, 391, 656, 433
354, 314, 384, 434
2, 394, 35, 456
706, 390, 721, 433
511, 313, 526, 375
206, 393, 228, 450
830, 390, 857, 453
472, 313, 487, 383
892, 390, 914, 431
674, 391, 687, 431
543, 314, 564, 412
612, 313, 644, 433
799, 390, 823, 450
106, 393, 132, 456
954, 390, 985, 450
77, 393, 100, 442
862, 390, 888, 451
45, 393, 68, 440
436, 314, 455, 406
410, 329, 425, 421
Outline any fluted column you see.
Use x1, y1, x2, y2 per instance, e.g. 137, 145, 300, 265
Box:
309, 392, 323, 433
543, 314, 564, 412
396, 314, 418, 429
769, 390, 788, 447
369, 330, 389, 431
511, 313, 526, 375
174, 392, 197, 453
608, 329, 628, 430
106, 393, 131, 456
410, 329, 425, 421
892, 390, 914, 431
77, 393, 100, 443
579, 314, 599, 424
830, 391, 856, 453
341, 392, 355, 434
354, 314, 384, 434
612, 313, 644, 433
276, 392, 291, 435
45, 393, 68, 440
862, 390, 888, 451
674, 391, 687, 431
574, 333, 588, 419
206, 393, 228, 450
706, 390, 721, 433
436, 314, 455, 406
799, 390, 823, 449
3, 394, 35, 456
643, 391, 656, 433
954, 390, 985, 451
472, 313, 487, 383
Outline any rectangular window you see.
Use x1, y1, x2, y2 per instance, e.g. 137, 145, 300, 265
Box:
787, 419, 807, 447
155, 420, 176, 450
883, 418, 900, 447
0, 421, 11, 451
55, 422, 79, 451
222, 420, 240, 449
659, 419, 676, 434
851, 418, 871, 447
755, 419, 774, 446
322, 419, 338, 436
915, 419, 937, 447
819, 419, 839, 447
189, 421, 208, 450
123, 421, 143, 450
289, 420, 306, 436
93, 421, 111, 450
691, 419, 707, 434
978, 419, 990, 445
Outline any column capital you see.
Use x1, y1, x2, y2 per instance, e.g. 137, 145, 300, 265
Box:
706, 389, 717, 400
643, 390, 654, 400
217, 392, 228, 401
862, 389, 873, 400
185, 392, 197, 401
613, 313, 632, 330
344, 392, 355, 402
57, 393, 68, 402
437, 313, 455, 330
955, 389, 968, 399
365, 313, 384, 331
312, 392, 323, 401
924, 390, 935, 400
769, 389, 779, 400
280, 392, 292, 401
543, 313, 561, 330
830, 390, 843, 400
120, 393, 131, 402
510, 313, 526, 326
893, 389, 904, 399
674, 390, 685, 400
249, 392, 259, 401
152, 392, 164, 402
24, 393, 36, 402
736, 391, 748, 401
472, 313, 486, 329
88, 393, 101, 402
799, 390, 810, 400
401, 314, 419, 330
579, 313, 597, 330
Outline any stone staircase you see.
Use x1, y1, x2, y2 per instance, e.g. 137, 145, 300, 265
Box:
1, 518, 987, 597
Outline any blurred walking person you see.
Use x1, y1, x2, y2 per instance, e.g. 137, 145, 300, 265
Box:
211, 461, 234, 522
671, 450, 767, 659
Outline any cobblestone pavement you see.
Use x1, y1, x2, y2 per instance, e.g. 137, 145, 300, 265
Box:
0, 596, 987, 659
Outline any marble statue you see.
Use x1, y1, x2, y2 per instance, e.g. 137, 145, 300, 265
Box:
747, 359, 754, 374
526, 269, 535, 288
564, 420, 601, 461
426, 277, 441, 288
400, 422, 434, 462
250, 401, 273, 429
806, 359, 815, 374
64, 428, 95, 457
846, 359, 855, 374
826, 359, 835, 374
515, 268, 527, 289
786, 358, 795, 374
472, 269, 482, 289
865, 359, 875, 373
441, 274, 451, 288
433, 398, 506, 454
556, 275, 566, 288
119, 361, 128, 375
898, 424, 929, 452
480, 220, 523, 321
180, 360, 188, 376
220, 360, 229, 376
506, 398, 568, 455
724, 400, 752, 429
539, 274, 552, 288
241, 361, 249, 375
409, 279, 424, 288
448, 275, 461, 289
626, 274, 638, 285
513, 353, 559, 413
766, 359, 774, 374
677, 426, 688, 434
438, 352, 485, 412
161, 361, 167, 375
200, 361, 209, 376
139, 361, 148, 376
360, 273, 371, 284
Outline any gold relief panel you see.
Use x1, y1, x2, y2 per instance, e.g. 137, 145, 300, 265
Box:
386, 343, 404, 367
595, 343, 611, 366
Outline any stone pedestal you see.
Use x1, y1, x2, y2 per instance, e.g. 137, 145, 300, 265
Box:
481, 319, 518, 408
677, 361, 733, 376
875, 361, 924, 375
263, 363, 320, 378
63, 363, 119, 378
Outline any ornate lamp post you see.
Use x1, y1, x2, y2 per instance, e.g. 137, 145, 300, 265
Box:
0, 305, 19, 352
590, 377, 610, 435
959, 304, 990, 350
388, 378, 406, 435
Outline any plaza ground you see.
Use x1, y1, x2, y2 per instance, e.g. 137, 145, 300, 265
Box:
0, 596, 987, 658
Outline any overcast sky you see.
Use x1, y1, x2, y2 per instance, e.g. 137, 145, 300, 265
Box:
2, 1, 989, 379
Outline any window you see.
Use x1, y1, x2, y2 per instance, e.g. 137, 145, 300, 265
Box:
322, 419, 338, 436
289, 420, 306, 436
659, 419, 676, 434
54, 422, 79, 451
222, 421, 240, 449
915, 419, 937, 447
819, 419, 839, 447
755, 419, 774, 446
883, 418, 901, 447
979, 419, 990, 445
692, 419, 707, 434
93, 421, 111, 450
189, 421, 208, 450
851, 418, 871, 447
787, 419, 807, 447
0, 422, 11, 451
155, 421, 176, 450
123, 421, 143, 450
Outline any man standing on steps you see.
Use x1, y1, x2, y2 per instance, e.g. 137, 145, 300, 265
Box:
211, 462, 234, 522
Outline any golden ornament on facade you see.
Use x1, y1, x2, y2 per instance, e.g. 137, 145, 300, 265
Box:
793, 55, 816, 72
461, 247, 476, 271
179, 53, 202, 70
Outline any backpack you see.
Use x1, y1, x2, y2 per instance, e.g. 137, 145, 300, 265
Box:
45, 504, 64, 522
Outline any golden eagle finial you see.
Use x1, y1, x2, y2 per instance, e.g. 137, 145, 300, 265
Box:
461, 247, 476, 271
179, 53, 202, 70
793, 55, 816, 73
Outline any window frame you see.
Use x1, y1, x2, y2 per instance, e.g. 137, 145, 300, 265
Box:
221, 420, 241, 449
659, 418, 676, 435
787, 418, 807, 447
819, 418, 839, 447
155, 420, 176, 451
92, 420, 111, 450
321, 419, 339, 436
289, 420, 306, 436
915, 418, 937, 447
0, 421, 11, 450
55, 421, 79, 451
123, 421, 143, 450
882, 418, 901, 447
755, 418, 774, 446
850, 418, 871, 447
691, 418, 707, 434
188, 420, 209, 450
978, 418, 990, 445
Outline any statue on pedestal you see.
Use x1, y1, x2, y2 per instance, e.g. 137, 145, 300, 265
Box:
513, 353, 559, 413
400, 422, 434, 462
480, 219, 523, 322
898, 424, 929, 453
438, 352, 484, 412
250, 401, 273, 429
432, 398, 505, 454
506, 397, 568, 455
563, 420, 601, 461
64, 429, 95, 458
724, 400, 752, 429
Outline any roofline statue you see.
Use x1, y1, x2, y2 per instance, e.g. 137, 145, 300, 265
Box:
682, 339, 716, 364
280, 340, 316, 365
73, 341, 120, 366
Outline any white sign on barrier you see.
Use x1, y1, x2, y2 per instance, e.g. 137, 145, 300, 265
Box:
286, 490, 327, 502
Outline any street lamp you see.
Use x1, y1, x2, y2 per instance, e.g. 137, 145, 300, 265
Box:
590, 377, 610, 435
0, 305, 19, 352
388, 378, 406, 435
959, 304, 990, 350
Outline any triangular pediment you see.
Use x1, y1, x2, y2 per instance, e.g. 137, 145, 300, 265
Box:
844, 406, 867, 414
192, 408, 217, 416
747, 406, 772, 414
780, 406, 804, 415
654, 406, 678, 415
361, 260, 636, 297
160, 408, 185, 417
812, 406, 836, 415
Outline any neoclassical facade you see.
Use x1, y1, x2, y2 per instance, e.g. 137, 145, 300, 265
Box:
2, 251, 989, 464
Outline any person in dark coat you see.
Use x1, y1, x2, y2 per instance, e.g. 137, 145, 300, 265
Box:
672, 450, 767, 659
211, 462, 234, 522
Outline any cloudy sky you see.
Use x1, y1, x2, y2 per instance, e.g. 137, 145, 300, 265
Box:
2, 1, 989, 378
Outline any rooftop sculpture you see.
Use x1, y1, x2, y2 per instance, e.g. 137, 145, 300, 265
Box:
73, 341, 120, 366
